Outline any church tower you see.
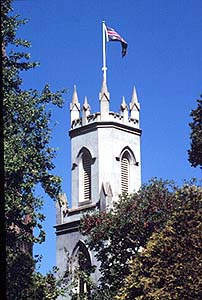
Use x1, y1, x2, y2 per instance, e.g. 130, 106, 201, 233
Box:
55, 80, 141, 298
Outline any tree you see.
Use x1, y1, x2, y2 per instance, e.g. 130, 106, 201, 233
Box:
188, 97, 202, 169
2, 0, 66, 298
81, 179, 177, 300
116, 184, 202, 300
81, 180, 202, 300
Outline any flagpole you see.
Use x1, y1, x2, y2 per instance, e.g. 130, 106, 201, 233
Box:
102, 21, 107, 82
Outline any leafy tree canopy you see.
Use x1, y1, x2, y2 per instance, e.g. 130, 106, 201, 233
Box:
81, 179, 177, 299
2, 0, 66, 298
81, 179, 202, 300
188, 97, 202, 169
116, 184, 202, 300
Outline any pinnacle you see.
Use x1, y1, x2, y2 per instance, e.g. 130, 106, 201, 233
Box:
83, 96, 90, 111
122, 96, 126, 105
99, 78, 110, 102
130, 86, 140, 111
131, 86, 138, 104
72, 85, 79, 104
100, 78, 108, 95
121, 96, 128, 110
84, 96, 88, 105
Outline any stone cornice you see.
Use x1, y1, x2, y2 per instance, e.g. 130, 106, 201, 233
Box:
69, 120, 142, 138
54, 220, 80, 235
54, 202, 97, 235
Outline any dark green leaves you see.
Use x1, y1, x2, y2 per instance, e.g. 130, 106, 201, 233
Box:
116, 184, 202, 300
3, 0, 66, 298
188, 98, 202, 169
81, 179, 202, 300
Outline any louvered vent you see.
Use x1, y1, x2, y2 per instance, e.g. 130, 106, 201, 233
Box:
83, 153, 91, 201
121, 156, 129, 193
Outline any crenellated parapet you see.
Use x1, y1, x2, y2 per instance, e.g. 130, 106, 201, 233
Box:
71, 111, 139, 129
70, 83, 140, 130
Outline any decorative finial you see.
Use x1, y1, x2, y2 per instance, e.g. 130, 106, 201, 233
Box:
82, 96, 91, 125
72, 85, 79, 104
99, 78, 110, 102
120, 96, 129, 123
130, 86, 140, 111
101, 78, 108, 94
70, 85, 80, 124
83, 96, 91, 111
99, 78, 110, 119
120, 96, 128, 111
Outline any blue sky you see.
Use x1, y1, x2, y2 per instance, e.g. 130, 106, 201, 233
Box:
13, 0, 201, 274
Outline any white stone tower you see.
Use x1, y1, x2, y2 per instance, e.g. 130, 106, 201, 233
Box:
55, 80, 141, 299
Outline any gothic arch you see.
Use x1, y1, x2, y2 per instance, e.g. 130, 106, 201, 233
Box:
72, 240, 92, 265
119, 146, 137, 194
71, 240, 92, 296
119, 146, 137, 165
76, 146, 95, 164
75, 147, 95, 203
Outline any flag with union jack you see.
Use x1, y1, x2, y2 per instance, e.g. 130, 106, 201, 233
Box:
106, 26, 128, 57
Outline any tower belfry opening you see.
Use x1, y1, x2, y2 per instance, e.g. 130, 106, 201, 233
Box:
55, 79, 142, 299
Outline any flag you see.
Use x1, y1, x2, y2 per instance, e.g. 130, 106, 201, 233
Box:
106, 26, 128, 57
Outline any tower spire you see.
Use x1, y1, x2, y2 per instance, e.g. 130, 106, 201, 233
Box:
71, 85, 79, 105
129, 86, 140, 124
120, 96, 128, 122
130, 86, 139, 109
120, 96, 127, 110
99, 79, 110, 120
83, 96, 90, 110
70, 85, 80, 124
82, 96, 91, 125
100, 78, 109, 99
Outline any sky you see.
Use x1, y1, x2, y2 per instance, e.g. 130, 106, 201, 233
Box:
13, 0, 202, 274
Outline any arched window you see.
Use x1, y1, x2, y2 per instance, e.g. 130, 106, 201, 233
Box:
78, 148, 92, 203
72, 241, 91, 298
83, 151, 91, 201
121, 152, 129, 193
120, 147, 137, 194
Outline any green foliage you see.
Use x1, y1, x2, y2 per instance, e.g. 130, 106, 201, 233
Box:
31, 267, 66, 300
70, 269, 94, 300
63, 246, 96, 300
116, 184, 202, 300
81, 180, 202, 300
3, 0, 66, 298
81, 179, 177, 299
188, 97, 202, 169
7, 247, 65, 300
6, 247, 34, 300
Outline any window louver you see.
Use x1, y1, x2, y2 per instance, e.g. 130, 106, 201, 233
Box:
121, 156, 129, 193
83, 153, 91, 201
